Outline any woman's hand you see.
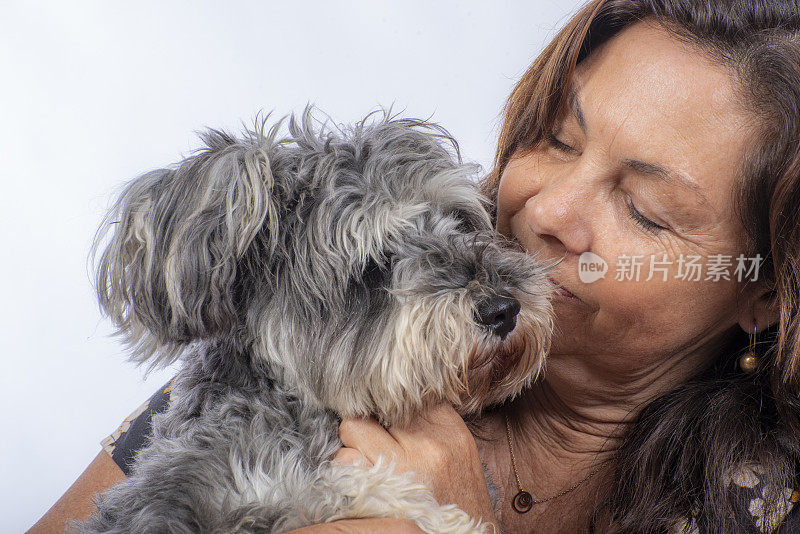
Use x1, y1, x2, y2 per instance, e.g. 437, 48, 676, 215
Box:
335, 403, 499, 529
284, 518, 424, 533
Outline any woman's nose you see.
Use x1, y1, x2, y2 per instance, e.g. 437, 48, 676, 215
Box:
523, 165, 597, 256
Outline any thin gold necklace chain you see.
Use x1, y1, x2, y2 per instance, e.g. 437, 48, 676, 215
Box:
504, 413, 614, 511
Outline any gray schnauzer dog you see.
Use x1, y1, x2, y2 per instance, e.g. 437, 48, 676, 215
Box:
75, 109, 555, 533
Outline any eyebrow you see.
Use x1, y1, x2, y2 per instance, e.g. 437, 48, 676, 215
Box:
566, 86, 711, 207
622, 159, 710, 206
567, 86, 587, 132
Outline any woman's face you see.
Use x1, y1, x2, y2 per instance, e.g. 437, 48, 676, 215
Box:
497, 21, 759, 386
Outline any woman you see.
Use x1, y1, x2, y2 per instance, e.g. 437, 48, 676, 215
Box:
32, 0, 800, 532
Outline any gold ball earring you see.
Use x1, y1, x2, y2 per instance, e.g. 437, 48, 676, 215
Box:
738, 325, 760, 373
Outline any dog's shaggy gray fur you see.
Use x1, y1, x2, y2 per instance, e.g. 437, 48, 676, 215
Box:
74, 109, 555, 533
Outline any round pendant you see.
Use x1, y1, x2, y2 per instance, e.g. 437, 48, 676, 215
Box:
512, 490, 533, 513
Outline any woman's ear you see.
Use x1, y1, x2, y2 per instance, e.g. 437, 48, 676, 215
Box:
738, 281, 780, 333
93, 128, 280, 369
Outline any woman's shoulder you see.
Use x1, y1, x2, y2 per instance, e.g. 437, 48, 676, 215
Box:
100, 376, 177, 476
778, 497, 800, 533
731, 463, 800, 534
671, 463, 800, 534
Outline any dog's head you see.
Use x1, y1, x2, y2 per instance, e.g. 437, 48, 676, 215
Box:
95, 109, 554, 425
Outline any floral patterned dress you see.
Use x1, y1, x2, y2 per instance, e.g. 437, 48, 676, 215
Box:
101, 378, 800, 533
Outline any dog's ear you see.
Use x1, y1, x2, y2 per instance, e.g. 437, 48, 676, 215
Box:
94, 127, 280, 369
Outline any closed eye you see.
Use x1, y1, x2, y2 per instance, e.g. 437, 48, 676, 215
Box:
448, 208, 487, 232
547, 132, 579, 155
362, 257, 391, 288
625, 195, 666, 234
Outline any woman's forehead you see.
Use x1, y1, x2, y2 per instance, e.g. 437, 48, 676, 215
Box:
573, 22, 746, 135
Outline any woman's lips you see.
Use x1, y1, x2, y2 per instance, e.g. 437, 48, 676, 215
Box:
547, 276, 579, 301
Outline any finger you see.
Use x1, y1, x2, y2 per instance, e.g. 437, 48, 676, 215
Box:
327, 518, 424, 534
284, 518, 425, 533
331, 447, 371, 467
338, 417, 400, 465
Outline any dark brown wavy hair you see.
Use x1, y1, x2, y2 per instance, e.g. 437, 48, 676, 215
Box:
483, 0, 800, 531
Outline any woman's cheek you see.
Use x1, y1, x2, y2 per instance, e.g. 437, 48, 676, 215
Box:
496, 153, 549, 235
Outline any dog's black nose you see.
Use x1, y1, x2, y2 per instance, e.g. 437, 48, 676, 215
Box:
475, 294, 521, 339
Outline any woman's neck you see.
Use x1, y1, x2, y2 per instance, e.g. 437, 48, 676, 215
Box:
476, 349, 711, 533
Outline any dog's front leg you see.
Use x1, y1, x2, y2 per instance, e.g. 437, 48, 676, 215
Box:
295, 459, 493, 534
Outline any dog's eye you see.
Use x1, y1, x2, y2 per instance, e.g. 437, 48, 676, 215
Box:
449, 208, 486, 232
362, 257, 391, 288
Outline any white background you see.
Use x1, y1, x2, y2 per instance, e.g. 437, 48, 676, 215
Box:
0, 1, 583, 530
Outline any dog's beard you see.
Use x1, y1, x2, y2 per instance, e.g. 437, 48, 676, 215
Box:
361, 283, 551, 427
461, 305, 549, 414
